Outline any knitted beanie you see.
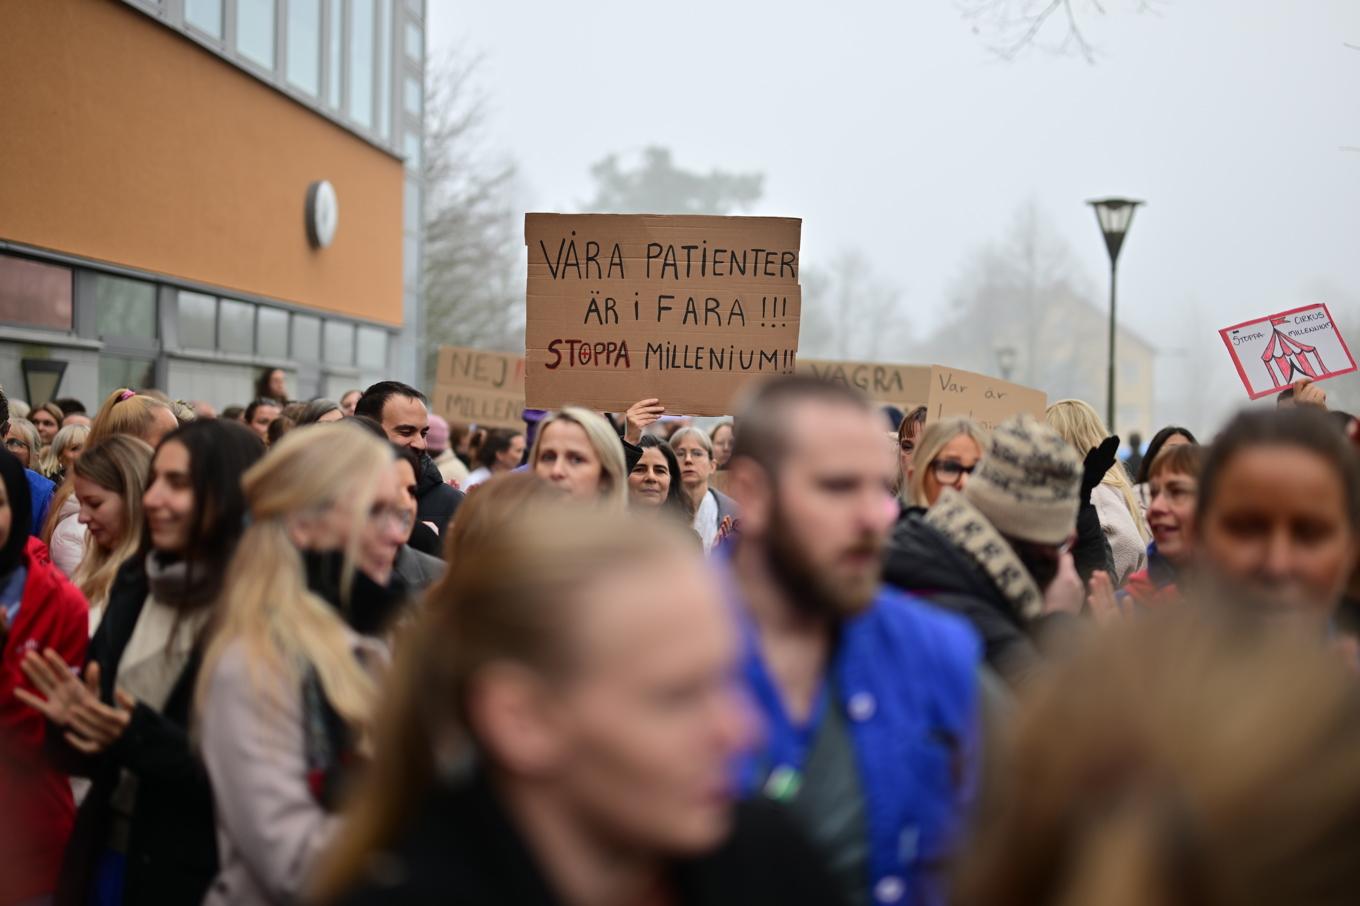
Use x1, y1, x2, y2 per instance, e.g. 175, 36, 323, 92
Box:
963, 414, 1081, 545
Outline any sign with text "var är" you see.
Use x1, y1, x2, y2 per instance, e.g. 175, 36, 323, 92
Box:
524, 213, 802, 416
798, 359, 1047, 430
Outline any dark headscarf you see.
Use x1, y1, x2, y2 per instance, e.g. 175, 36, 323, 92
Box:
0, 448, 33, 575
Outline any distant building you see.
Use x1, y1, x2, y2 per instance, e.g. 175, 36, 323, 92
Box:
0, 0, 425, 408
922, 288, 1157, 438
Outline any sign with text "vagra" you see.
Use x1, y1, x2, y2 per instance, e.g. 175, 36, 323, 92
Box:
798, 359, 1047, 430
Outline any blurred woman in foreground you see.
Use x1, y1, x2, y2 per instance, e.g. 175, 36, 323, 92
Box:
1193, 407, 1360, 628
956, 610, 1360, 906
313, 510, 844, 906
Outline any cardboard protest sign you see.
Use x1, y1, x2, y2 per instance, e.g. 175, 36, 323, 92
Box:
431, 346, 526, 430
798, 359, 1047, 430
524, 214, 801, 415
1218, 304, 1356, 400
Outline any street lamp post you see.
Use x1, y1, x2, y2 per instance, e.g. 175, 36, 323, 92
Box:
1087, 197, 1143, 431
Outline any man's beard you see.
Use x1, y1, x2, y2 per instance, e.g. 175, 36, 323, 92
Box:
764, 499, 883, 621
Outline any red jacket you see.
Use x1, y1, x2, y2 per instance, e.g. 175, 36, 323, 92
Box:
0, 537, 89, 905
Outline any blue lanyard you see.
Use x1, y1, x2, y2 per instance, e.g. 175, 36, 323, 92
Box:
742, 634, 832, 802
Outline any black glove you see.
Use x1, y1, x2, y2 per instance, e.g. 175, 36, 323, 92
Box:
1080, 435, 1120, 506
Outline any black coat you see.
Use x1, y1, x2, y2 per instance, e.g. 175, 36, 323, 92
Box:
335, 775, 848, 906
415, 454, 463, 539
884, 512, 1075, 687
51, 559, 218, 906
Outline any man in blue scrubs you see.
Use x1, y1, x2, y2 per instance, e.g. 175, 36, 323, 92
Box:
722, 376, 982, 906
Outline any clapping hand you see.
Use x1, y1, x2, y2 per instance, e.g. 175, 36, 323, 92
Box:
16, 652, 134, 754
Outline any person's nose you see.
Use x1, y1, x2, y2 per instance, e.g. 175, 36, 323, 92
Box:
411, 434, 427, 452
956, 471, 971, 492
1260, 526, 1295, 580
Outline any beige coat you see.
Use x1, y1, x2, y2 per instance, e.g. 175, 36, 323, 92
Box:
199, 635, 386, 906
1092, 484, 1148, 585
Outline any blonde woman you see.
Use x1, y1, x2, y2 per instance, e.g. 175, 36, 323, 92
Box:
529, 407, 628, 509
904, 418, 989, 511
1045, 399, 1150, 584
67, 436, 154, 631
195, 423, 409, 906
3, 417, 41, 471
88, 387, 179, 447
42, 421, 89, 484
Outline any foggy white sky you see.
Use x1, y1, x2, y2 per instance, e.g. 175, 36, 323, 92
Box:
429, 0, 1360, 416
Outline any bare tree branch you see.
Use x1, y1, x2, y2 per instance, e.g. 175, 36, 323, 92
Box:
419, 48, 525, 389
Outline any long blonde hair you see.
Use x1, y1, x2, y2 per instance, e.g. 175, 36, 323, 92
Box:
88, 388, 174, 444
529, 407, 628, 510
311, 507, 696, 902
196, 424, 394, 735
1045, 399, 1150, 542
70, 436, 154, 611
906, 418, 989, 508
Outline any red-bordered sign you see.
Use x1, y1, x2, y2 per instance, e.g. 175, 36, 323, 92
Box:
1219, 303, 1356, 400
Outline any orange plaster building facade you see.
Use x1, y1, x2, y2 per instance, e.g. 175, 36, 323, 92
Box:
0, 0, 426, 406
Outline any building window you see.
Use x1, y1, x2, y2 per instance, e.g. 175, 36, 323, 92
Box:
403, 130, 421, 168
357, 326, 387, 369
348, 0, 375, 128
404, 20, 421, 62
257, 306, 290, 359
376, 0, 390, 138
237, 0, 277, 70
185, 0, 223, 38
323, 320, 354, 365
327, 0, 343, 108
293, 313, 321, 360
0, 254, 72, 330
178, 291, 217, 349
100, 355, 157, 399
219, 299, 256, 354
94, 274, 157, 339
286, 0, 321, 94
404, 74, 420, 116
324, 320, 355, 364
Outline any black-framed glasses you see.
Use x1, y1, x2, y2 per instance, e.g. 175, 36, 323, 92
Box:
929, 459, 976, 483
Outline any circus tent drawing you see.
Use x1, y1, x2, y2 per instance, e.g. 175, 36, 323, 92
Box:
1261, 317, 1328, 385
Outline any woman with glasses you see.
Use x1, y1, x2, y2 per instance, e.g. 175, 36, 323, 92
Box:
194, 423, 408, 906
902, 418, 988, 513
670, 427, 739, 553
3, 418, 40, 471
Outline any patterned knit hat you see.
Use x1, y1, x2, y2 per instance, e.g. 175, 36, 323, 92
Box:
963, 414, 1081, 545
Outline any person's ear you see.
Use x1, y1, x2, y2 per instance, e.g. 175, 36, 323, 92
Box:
726, 457, 773, 537
466, 663, 567, 777
285, 512, 317, 549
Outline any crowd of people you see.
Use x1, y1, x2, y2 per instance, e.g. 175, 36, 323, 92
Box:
4, 367, 1360, 906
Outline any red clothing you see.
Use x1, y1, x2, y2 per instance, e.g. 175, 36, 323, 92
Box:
0, 537, 89, 905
